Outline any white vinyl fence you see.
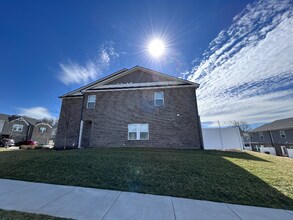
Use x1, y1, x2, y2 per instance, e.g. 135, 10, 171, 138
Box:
202, 127, 243, 150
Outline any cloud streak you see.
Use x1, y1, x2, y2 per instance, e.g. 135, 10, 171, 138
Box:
18, 107, 53, 119
58, 41, 119, 85
186, 0, 293, 125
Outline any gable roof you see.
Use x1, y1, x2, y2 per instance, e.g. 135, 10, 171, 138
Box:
0, 113, 41, 126
60, 66, 199, 98
251, 117, 293, 132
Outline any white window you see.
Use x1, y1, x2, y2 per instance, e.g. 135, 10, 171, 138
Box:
128, 124, 149, 140
259, 132, 264, 139
87, 95, 96, 109
40, 127, 47, 133
154, 92, 164, 106
12, 124, 23, 132
280, 130, 286, 138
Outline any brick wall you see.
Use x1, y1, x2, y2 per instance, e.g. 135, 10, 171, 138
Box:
55, 97, 83, 149
81, 86, 201, 149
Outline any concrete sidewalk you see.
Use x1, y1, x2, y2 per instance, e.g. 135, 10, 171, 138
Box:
0, 179, 292, 220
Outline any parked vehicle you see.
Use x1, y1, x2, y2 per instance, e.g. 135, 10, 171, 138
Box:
17, 140, 38, 146
0, 135, 15, 147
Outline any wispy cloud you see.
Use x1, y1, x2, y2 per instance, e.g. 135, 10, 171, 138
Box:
185, 0, 293, 125
58, 41, 119, 85
18, 107, 53, 119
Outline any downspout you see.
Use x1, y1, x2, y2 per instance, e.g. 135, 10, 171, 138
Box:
78, 91, 85, 148
194, 89, 204, 149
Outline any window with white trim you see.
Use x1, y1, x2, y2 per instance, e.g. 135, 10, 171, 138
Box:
12, 124, 23, 132
87, 95, 96, 109
259, 132, 264, 139
40, 127, 47, 133
128, 124, 149, 140
154, 92, 164, 106
280, 130, 286, 138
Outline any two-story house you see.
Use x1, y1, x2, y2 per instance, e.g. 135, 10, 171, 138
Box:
249, 117, 293, 157
0, 114, 53, 145
55, 66, 202, 149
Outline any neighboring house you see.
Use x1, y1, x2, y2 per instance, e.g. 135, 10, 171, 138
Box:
0, 114, 52, 145
248, 117, 293, 158
55, 66, 202, 149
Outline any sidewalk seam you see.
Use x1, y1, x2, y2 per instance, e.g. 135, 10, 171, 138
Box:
37, 187, 76, 210
101, 191, 122, 220
170, 197, 177, 220
225, 204, 243, 220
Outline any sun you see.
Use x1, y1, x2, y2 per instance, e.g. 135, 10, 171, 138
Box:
148, 39, 165, 58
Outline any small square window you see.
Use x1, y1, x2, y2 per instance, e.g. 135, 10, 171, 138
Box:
259, 132, 264, 139
12, 124, 23, 132
40, 127, 47, 133
280, 130, 286, 138
154, 92, 164, 106
87, 95, 96, 109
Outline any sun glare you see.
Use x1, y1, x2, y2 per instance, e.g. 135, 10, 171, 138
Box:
148, 39, 165, 58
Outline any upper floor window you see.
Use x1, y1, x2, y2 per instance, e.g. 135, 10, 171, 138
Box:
154, 92, 164, 106
259, 132, 264, 139
12, 124, 23, 132
40, 127, 47, 133
87, 95, 96, 109
128, 124, 149, 140
280, 130, 286, 138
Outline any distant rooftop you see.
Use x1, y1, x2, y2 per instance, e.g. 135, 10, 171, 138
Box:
251, 117, 293, 132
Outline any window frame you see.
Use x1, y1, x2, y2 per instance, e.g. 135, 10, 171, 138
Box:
12, 124, 23, 132
39, 127, 47, 133
154, 91, 164, 107
279, 130, 286, 138
86, 95, 96, 109
128, 123, 149, 140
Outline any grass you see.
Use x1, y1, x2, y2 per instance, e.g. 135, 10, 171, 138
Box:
0, 209, 69, 220
0, 147, 292, 210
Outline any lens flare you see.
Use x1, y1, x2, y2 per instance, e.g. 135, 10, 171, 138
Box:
148, 39, 165, 58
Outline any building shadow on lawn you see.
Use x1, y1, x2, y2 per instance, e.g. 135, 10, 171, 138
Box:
203, 150, 271, 162
125, 150, 293, 210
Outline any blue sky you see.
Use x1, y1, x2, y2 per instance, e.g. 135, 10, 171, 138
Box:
0, 0, 292, 127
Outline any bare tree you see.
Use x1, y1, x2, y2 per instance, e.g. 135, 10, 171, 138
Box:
230, 120, 250, 132
41, 117, 57, 126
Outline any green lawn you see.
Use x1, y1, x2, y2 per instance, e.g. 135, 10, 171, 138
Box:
0, 209, 69, 220
0, 147, 292, 210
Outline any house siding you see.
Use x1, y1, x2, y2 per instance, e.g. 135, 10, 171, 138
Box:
270, 129, 293, 145
81, 87, 201, 149
249, 129, 293, 156
31, 124, 53, 145
1, 120, 30, 143
55, 98, 83, 148
105, 70, 173, 85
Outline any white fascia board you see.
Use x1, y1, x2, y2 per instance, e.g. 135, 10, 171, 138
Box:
10, 117, 29, 126
91, 81, 184, 89
84, 84, 197, 93
82, 66, 198, 92
35, 122, 53, 128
